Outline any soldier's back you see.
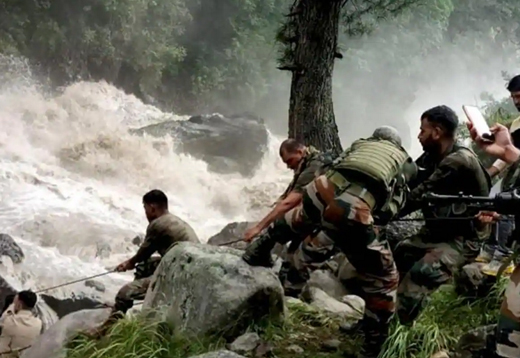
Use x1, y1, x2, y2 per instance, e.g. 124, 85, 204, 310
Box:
148, 213, 200, 257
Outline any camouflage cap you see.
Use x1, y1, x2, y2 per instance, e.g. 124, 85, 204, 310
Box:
372, 125, 402, 146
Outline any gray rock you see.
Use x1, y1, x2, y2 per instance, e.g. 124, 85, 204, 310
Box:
228, 332, 261, 354
207, 222, 253, 250
131, 234, 144, 246
20, 308, 112, 358
381, 218, 422, 251
300, 286, 364, 321
0, 233, 24, 264
143, 242, 285, 339
84, 279, 106, 293
95, 242, 111, 259
322, 339, 341, 350
287, 345, 304, 354
450, 324, 496, 358
305, 269, 348, 300
132, 113, 269, 177
189, 351, 246, 358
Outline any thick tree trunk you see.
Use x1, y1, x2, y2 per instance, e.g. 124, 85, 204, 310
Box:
285, 0, 343, 156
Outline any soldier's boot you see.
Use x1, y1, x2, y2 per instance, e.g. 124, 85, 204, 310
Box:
242, 234, 277, 267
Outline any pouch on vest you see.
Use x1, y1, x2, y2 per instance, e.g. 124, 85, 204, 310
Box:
332, 138, 415, 222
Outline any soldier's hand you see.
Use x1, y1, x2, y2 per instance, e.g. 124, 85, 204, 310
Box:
244, 226, 262, 243
475, 211, 501, 224
467, 122, 519, 163
115, 260, 135, 272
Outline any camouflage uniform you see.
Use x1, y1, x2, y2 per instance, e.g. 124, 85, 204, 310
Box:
394, 144, 491, 325
244, 137, 414, 358
275, 146, 337, 296
115, 213, 199, 313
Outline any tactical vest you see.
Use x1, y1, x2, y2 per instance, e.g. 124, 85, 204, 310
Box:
328, 138, 416, 223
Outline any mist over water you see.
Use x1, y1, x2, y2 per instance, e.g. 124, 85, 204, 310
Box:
0, 55, 291, 304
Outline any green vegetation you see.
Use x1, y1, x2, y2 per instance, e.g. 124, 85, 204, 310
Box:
66, 279, 507, 358
1, 0, 520, 128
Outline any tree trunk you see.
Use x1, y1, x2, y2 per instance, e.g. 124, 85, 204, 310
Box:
285, 0, 343, 156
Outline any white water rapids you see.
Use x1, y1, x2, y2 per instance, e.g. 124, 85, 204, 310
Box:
0, 56, 292, 308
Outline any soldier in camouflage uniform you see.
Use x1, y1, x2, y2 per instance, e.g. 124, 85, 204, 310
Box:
90, 189, 200, 337
243, 139, 336, 296
243, 126, 417, 358
393, 105, 492, 325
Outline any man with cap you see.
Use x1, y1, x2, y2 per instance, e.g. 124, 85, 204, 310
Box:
0, 290, 42, 357
242, 125, 417, 358
393, 105, 492, 325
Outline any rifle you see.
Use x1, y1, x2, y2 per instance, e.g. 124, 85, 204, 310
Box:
421, 190, 520, 216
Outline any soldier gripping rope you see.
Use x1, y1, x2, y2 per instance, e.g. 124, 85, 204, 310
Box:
242, 126, 417, 358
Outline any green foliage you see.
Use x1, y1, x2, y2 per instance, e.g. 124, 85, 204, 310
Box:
66, 315, 224, 358
458, 93, 518, 169
382, 279, 507, 358
66, 282, 507, 358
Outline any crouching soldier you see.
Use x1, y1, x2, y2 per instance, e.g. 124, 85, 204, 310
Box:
90, 189, 199, 337
242, 126, 417, 358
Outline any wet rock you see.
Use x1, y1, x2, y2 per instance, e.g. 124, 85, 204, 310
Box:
0, 233, 25, 264
207, 221, 287, 260
95, 242, 111, 259
132, 113, 269, 176
228, 332, 261, 354
20, 308, 112, 358
40, 295, 102, 319
143, 242, 285, 339
131, 234, 144, 246
207, 222, 253, 250
84, 279, 106, 293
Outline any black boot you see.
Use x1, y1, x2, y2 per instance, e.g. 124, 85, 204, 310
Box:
242, 234, 276, 267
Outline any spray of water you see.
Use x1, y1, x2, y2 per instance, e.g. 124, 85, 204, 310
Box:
0, 55, 292, 306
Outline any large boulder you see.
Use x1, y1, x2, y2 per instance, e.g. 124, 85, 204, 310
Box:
0, 233, 24, 264
20, 308, 112, 358
143, 242, 285, 339
132, 113, 269, 176
207, 222, 287, 259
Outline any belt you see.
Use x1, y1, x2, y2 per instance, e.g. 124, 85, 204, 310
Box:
326, 170, 377, 209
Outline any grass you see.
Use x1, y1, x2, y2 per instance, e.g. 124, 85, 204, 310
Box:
66, 279, 508, 358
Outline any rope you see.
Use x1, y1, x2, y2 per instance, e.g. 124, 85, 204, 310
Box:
217, 216, 508, 246
35, 270, 116, 294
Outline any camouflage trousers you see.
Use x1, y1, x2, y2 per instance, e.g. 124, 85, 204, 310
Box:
114, 256, 161, 313
495, 263, 520, 358
279, 230, 337, 297
394, 228, 480, 325
273, 175, 399, 357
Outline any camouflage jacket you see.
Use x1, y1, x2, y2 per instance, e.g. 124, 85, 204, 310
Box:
133, 213, 200, 264
402, 143, 491, 239
278, 146, 333, 200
